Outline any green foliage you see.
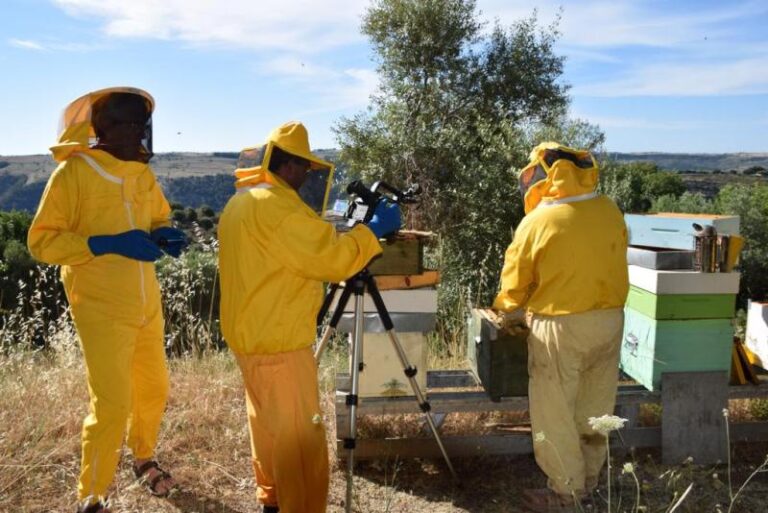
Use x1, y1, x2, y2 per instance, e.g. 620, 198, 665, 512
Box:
335, 0, 573, 323
651, 191, 716, 214
524, 117, 606, 153
160, 174, 233, 213
598, 161, 686, 213
184, 207, 198, 222
0, 210, 35, 309
3, 240, 33, 269
717, 183, 768, 302
643, 170, 686, 199
645, 182, 768, 303
750, 398, 768, 420
0, 210, 33, 252
155, 244, 222, 354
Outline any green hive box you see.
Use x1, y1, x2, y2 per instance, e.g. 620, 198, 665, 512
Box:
620, 307, 733, 391
467, 308, 528, 401
626, 285, 735, 320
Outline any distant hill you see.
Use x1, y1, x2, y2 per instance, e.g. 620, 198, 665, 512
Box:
608, 152, 768, 173
1, 150, 765, 212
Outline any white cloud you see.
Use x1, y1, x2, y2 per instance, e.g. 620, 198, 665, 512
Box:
260, 56, 379, 112
8, 37, 101, 52
50, 0, 375, 109
574, 56, 768, 97
49, 0, 768, 99
479, 0, 766, 49
53, 0, 365, 53
9, 39, 46, 51
478, 0, 768, 97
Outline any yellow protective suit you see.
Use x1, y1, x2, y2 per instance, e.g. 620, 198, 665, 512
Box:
27, 90, 172, 502
219, 144, 381, 512
493, 142, 628, 315
493, 142, 629, 499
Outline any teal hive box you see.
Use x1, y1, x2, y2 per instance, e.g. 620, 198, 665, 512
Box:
625, 213, 739, 250
620, 307, 733, 391
626, 285, 735, 320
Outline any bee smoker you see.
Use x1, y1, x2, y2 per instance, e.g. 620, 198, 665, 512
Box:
693, 223, 718, 272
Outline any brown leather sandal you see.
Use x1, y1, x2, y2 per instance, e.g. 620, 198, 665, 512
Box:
76, 500, 110, 513
133, 460, 176, 497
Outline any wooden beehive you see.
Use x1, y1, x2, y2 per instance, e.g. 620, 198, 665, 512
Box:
367, 231, 432, 276
620, 307, 733, 391
466, 308, 529, 402
626, 285, 735, 320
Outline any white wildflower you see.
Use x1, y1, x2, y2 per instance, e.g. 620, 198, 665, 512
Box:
312, 413, 322, 425
722, 408, 729, 418
622, 462, 634, 474
588, 415, 629, 435
534, 431, 546, 443
684, 456, 694, 464
712, 473, 719, 479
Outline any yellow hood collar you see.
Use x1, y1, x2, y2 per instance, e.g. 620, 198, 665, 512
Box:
521, 142, 599, 213
234, 166, 288, 190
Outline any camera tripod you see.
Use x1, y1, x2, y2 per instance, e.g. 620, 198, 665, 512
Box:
314, 267, 457, 512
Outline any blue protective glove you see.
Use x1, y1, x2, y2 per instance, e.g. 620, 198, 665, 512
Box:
367, 200, 402, 238
88, 229, 163, 262
150, 227, 189, 258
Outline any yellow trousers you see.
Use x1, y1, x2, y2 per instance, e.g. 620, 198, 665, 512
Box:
75, 310, 169, 501
528, 308, 624, 497
236, 347, 329, 513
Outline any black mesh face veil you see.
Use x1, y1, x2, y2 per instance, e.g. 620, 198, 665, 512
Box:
518, 162, 548, 198
237, 145, 268, 169
91, 92, 153, 160
235, 143, 334, 216
541, 148, 595, 169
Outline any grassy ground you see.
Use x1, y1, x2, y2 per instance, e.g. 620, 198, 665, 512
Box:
2, 347, 768, 513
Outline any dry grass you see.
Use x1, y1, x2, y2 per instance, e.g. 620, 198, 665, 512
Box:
3, 261, 768, 512
3, 346, 768, 513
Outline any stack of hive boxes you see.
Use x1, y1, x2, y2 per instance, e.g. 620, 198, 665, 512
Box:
334, 231, 438, 398
621, 214, 741, 391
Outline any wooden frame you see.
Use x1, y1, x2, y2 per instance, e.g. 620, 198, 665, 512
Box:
334, 370, 768, 464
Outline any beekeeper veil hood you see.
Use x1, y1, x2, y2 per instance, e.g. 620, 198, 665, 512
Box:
51, 87, 154, 163
518, 142, 599, 214
234, 121, 335, 216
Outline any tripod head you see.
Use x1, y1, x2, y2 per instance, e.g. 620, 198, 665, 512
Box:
345, 180, 421, 227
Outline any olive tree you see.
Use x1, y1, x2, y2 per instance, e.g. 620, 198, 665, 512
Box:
335, 0, 576, 315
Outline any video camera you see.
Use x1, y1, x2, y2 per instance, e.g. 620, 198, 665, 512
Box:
344, 180, 421, 228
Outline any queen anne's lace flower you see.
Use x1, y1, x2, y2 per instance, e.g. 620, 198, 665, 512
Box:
622, 462, 634, 474
534, 431, 546, 443
588, 415, 628, 435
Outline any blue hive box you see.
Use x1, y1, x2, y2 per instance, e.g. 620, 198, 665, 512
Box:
625, 213, 740, 251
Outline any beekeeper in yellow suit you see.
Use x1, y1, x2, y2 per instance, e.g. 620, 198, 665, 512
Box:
218, 121, 400, 513
28, 87, 187, 513
493, 142, 629, 513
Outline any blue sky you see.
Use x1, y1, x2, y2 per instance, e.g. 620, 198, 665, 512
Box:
1, 0, 767, 156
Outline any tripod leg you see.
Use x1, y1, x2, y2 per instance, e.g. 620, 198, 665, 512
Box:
314, 325, 334, 361
344, 288, 366, 513
315, 284, 354, 362
366, 275, 458, 480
